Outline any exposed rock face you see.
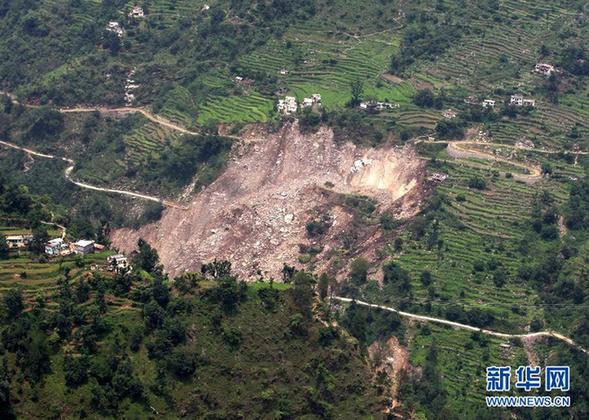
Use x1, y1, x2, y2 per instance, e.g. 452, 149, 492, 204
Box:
111, 122, 425, 279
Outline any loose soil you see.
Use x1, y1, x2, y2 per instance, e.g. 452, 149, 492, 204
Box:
111, 122, 426, 279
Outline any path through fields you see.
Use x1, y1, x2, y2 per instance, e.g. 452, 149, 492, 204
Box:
332, 296, 588, 355
0, 140, 187, 209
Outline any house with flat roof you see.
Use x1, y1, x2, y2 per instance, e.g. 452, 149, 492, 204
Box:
277, 96, 297, 114
511, 94, 535, 107
535, 63, 555, 77
482, 99, 496, 109
106, 22, 124, 38
6, 235, 32, 249
107, 254, 130, 272
45, 238, 68, 256
128, 5, 144, 19
73, 240, 95, 255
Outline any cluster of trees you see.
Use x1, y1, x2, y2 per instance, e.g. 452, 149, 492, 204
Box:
558, 46, 589, 76
139, 134, 232, 189
413, 89, 446, 109
389, 12, 466, 74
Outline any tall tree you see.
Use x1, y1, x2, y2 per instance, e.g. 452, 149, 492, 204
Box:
349, 80, 364, 107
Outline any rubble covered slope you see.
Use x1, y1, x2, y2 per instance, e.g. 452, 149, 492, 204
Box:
111, 123, 426, 279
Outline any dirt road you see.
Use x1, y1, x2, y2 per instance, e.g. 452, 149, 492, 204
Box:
1, 91, 200, 136
0, 140, 186, 209
417, 138, 589, 184
332, 296, 588, 355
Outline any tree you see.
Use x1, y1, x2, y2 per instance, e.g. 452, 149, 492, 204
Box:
468, 176, 486, 190
492, 269, 507, 288
0, 358, 11, 417
349, 258, 369, 286
291, 271, 315, 318
383, 262, 411, 293
413, 89, 435, 107
29, 226, 49, 254
3, 287, 23, 319
143, 300, 165, 330
134, 238, 160, 273
318, 273, 329, 301
349, 80, 364, 107
0, 234, 8, 259
421, 270, 432, 287
201, 259, 232, 279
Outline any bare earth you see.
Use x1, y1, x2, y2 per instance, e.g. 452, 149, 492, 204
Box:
111, 122, 426, 279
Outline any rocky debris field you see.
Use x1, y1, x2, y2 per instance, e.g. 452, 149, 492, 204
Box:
111, 122, 426, 279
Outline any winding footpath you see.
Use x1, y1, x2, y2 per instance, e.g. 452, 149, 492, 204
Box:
332, 297, 588, 355
0, 140, 186, 209
416, 138, 589, 184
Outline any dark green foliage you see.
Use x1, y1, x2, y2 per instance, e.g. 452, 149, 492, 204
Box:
349, 80, 364, 107
341, 303, 402, 346
467, 176, 486, 190
3, 288, 23, 320
305, 216, 330, 237
24, 108, 64, 140
319, 326, 340, 346
379, 211, 398, 231
435, 119, 465, 139
389, 10, 466, 74
207, 274, 247, 314
421, 270, 432, 287
140, 135, 232, 188
413, 89, 434, 107
258, 286, 280, 311
318, 273, 329, 300
64, 354, 89, 387
166, 346, 198, 379
349, 257, 369, 286
398, 342, 447, 416
383, 261, 411, 293
0, 234, 7, 259
133, 238, 160, 274
565, 175, 589, 230
290, 271, 316, 318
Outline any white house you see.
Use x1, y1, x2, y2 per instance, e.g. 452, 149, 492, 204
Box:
522, 98, 536, 107
107, 254, 130, 272
301, 97, 314, 108
482, 99, 496, 109
359, 101, 398, 112
279, 68, 289, 75
6, 235, 32, 249
277, 96, 297, 114
442, 109, 457, 119
73, 240, 95, 255
511, 94, 535, 107
106, 22, 124, 38
45, 238, 68, 256
535, 63, 555, 77
510, 94, 524, 106
128, 5, 145, 19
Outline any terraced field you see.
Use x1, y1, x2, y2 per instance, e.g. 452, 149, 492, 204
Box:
197, 91, 275, 124
123, 118, 182, 163
239, 24, 416, 110
366, 150, 584, 331
157, 85, 199, 129
0, 250, 114, 298
410, 323, 529, 411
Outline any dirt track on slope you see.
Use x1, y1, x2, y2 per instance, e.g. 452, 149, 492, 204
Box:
111, 122, 426, 279
334, 297, 588, 355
